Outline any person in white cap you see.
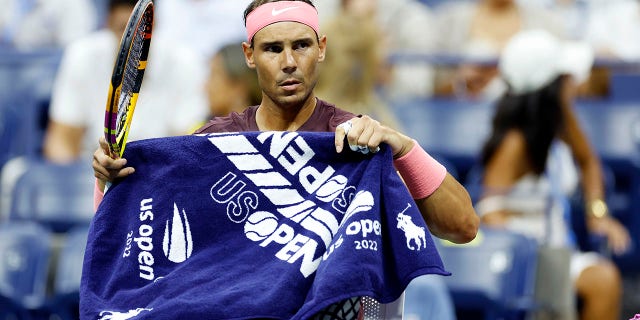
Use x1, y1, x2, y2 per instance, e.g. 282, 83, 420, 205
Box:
476, 29, 630, 320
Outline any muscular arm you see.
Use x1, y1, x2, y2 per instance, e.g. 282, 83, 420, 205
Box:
415, 173, 478, 243
335, 115, 479, 244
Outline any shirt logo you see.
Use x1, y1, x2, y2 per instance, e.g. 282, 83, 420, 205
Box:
272, 6, 299, 16
162, 203, 193, 263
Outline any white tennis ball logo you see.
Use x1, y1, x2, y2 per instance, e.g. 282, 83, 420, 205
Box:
315, 174, 348, 202
244, 211, 279, 242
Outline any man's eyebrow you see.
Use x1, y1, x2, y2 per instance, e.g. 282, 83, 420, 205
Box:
259, 36, 316, 47
260, 40, 283, 47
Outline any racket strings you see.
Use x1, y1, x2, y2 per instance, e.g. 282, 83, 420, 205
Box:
116, 18, 149, 133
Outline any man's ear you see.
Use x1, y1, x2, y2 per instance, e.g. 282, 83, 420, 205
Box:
242, 42, 256, 69
318, 35, 327, 62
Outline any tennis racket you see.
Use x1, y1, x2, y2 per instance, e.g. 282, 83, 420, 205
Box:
104, 0, 154, 158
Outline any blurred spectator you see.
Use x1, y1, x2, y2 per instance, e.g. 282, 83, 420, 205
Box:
432, 0, 565, 99
205, 42, 260, 118
476, 29, 629, 320
375, 0, 439, 99
43, 0, 208, 164
316, 0, 439, 100
584, 0, 640, 61
154, 0, 252, 61
315, 0, 402, 130
517, 0, 589, 40
0, 0, 98, 50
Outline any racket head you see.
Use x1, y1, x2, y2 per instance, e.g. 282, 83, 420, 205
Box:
104, 0, 154, 158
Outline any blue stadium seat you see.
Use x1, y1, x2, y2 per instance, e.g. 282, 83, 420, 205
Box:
390, 98, 493, 183
434, 227, 539, 320
0, 49, 62, 167
9, 158, 95, 233
49, 226, 89, 320
609, 72, 640, 102
0, 221, 53, 317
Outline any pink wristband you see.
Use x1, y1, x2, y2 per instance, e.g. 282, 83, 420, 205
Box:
393, 140, 447, 199
94, 178, 105, 212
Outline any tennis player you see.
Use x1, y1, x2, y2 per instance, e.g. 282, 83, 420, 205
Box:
93, 0, 478, 243
92, 0, 479, 317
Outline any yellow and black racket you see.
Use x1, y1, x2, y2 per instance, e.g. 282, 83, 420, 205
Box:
104, 0, 154, 158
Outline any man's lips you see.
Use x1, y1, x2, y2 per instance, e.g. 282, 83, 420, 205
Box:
279, 79, 301, 91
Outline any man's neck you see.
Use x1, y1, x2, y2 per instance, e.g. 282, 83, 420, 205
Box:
256, 96, 317, 131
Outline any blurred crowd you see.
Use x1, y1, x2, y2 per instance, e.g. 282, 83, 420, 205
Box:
2, 0, 639, 104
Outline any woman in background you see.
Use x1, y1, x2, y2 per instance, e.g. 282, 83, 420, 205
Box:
477, 29, 630, 320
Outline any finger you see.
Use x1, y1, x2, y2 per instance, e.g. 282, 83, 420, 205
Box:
368, 130, 384, 153
335, 125, 346, 153
346, 121, 364, 150
115, 167, 135, 179
607, 226, 630, 255
356, 118, 384, 153
614, 229, 631, 254
93, 160, 112, 181
98, 136, 111, 156
356, 122, 375, 146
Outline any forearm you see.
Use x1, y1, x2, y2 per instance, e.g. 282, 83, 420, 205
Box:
394, 140, 479, 243
415, 174, 479, 243
580, 157, 606, 201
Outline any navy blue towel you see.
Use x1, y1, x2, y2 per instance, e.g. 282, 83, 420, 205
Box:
80, 132, 448, 320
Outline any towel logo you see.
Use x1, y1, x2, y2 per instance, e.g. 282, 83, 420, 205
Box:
126, 199, 192, 282
98, 307, 152, 320
396, 204, 427, 251
207, 132, 379, 278
163, 203, 193, 263
244, 211, 279, 242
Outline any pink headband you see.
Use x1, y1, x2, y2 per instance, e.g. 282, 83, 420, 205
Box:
245, 1, 319, 43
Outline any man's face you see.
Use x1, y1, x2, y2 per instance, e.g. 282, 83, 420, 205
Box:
244, 21, 326, 109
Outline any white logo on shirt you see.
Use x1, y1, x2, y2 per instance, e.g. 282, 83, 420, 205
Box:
272, 6, 299, 16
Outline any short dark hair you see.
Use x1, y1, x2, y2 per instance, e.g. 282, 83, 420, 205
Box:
243, 0, 316, 26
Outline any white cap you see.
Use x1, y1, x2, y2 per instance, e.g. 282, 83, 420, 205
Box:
499, 29, 594, 94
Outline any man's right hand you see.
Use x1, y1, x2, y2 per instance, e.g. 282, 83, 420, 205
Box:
92, 136, 135, 191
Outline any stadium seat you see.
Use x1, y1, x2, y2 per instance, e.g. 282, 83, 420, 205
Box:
390, 98, 493, 183
609, 72, 640, 102
49, 226, 89, 320
434, 227, 539, 320
9, 158, 95, 233
0, 221, 53, 318
0, 49, 62, 168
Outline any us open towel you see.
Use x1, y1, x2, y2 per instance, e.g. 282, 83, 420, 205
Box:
80, 132, 448, 320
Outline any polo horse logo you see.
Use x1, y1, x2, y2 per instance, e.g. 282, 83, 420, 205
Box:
396, 204, 426, 251
98, 308, 153, 320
